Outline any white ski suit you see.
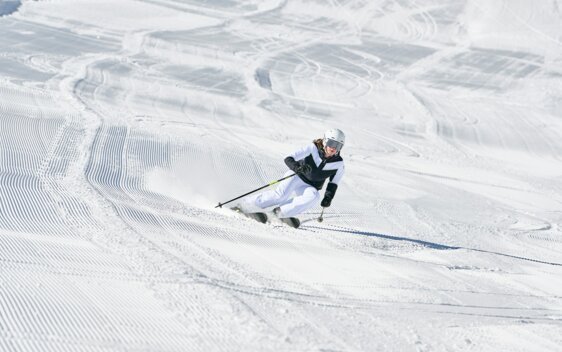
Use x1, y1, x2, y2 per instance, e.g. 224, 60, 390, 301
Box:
249, 141, 345, 218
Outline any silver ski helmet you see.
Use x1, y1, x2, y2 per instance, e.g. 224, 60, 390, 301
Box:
323, 128, 345, 153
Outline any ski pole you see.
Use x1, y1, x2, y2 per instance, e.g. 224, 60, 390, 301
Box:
318, 208, 325, 222
215, 173, 297, 208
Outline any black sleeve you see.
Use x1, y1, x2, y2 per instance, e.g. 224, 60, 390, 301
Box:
284, 156, 298, 171
324, 182, 338, 201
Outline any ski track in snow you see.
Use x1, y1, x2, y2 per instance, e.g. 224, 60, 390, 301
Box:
1, 0, 562, 351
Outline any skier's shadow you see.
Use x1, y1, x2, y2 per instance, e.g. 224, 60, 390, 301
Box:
303, 224, 562, 267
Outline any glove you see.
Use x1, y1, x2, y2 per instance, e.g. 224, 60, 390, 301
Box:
295, 164, 311, 175
284, 157, 311, 175
321, 182, 338, 208
321, 196, 332, 208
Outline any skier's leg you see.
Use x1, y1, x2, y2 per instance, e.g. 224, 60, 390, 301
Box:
277, 186, 320, 218
250, 171, 298, 209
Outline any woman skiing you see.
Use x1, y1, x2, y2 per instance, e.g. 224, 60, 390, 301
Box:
246, 128, 345, 226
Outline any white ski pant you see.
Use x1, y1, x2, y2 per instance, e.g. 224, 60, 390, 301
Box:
251, 171, 320, 218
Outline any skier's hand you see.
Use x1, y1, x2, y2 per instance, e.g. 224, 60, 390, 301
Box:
321, 182, 337, 208
295, 164, 311, 175
284, 156, 310, 175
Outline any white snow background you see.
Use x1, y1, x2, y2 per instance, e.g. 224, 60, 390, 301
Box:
1, 0, 562, 351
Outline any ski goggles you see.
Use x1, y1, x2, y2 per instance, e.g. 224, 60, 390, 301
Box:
325, 138, 343, 151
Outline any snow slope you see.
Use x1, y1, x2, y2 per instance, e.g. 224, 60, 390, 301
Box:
1, 0, 562, 351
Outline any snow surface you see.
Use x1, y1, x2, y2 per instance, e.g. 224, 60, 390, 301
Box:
1, 0, 562, 351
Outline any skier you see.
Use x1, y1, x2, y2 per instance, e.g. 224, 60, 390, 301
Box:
244, 128, 345, 226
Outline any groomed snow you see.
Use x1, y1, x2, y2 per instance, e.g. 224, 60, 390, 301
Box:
1, 0, 561, 351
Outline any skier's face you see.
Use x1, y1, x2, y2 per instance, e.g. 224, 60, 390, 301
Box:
324, 145, 337, 157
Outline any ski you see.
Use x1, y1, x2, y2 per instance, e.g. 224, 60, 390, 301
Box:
278, 217, 301, 229
231, 207, 268, 224
272, 207, 300, 228
231, 207, 300, 228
